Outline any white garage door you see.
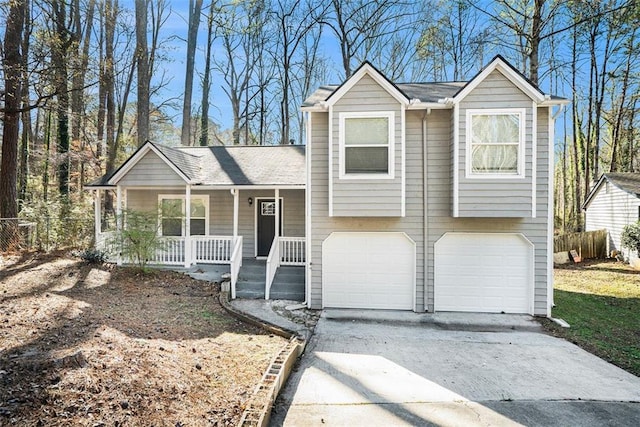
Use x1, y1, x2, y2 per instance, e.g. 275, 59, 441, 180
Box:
435, 233, 533, 314
322, 232, 415, 310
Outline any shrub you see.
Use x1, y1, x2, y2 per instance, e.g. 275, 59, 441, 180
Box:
78, 248, 108, 264
111, 209, 163, 271
621, 221, 640, 255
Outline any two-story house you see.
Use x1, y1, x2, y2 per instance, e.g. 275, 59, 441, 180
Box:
87, 56, 567, 316
301, 55, 567, 316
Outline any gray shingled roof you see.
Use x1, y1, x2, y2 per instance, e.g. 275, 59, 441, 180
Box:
303, 81, 568, 107
604, 173, 640, 197
302, 82, 467, 107
86, 143, 306, 187
181, 145, 305, 186
152, 143, 203, 181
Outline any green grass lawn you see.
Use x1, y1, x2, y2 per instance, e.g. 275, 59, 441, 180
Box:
547, 260, 640, 377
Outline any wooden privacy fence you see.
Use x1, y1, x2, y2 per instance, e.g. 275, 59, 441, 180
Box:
554, 229, 608, 259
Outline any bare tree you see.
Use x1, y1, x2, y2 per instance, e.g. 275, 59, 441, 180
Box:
0, 0, 26, 227
50, 0, 76, 197
320, 0, 414, 79
200, 1, 216, 146
271, 0, 325, 145
181, 0, 203, 146
135, 0, 150, 146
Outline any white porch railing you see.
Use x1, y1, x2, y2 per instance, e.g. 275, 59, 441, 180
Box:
265, 237, 281, 300
192, 236, 234, 264
96, 233, 238, 267
229, 236, 243, 299
280, 237, 305, 266
149, 237, 185, 265
265, 236, 305, 299
96, 231, 118, 263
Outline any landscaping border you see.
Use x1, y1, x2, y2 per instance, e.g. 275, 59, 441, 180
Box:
218, 291, 305, 427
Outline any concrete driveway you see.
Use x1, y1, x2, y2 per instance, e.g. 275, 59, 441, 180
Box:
270, 311, 640, 426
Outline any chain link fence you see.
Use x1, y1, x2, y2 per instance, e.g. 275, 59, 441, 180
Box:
0, 218, 37, 252
1, 213, 94, 254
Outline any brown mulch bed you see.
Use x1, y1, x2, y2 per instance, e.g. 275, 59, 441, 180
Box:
0, 252, 288, 426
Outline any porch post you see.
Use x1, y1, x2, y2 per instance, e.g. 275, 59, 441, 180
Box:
232, 188, 239, 239
274, 188, 280, 239
116, 185, 122, 265
94, 189, 101, 245
184, 185, 191, 267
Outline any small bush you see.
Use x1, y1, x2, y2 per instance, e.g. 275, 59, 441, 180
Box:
78, 248, 108, 264
621, 221, 640, 255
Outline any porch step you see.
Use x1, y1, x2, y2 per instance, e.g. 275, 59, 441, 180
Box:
234, 260, 304, 301
270, 266, 304, 301
236, 258, 266, 299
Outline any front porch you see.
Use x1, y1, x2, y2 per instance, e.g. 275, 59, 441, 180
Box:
96, 233, 306, 301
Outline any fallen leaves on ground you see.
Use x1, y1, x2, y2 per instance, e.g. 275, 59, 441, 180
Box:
0, 252, 287, 426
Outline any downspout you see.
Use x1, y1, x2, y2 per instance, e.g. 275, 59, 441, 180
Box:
304, 111, 312, 308
423, 108, 431, 312
116, 185, 122, 266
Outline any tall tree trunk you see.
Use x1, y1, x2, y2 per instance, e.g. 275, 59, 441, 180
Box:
18, 0, 32, 207
181, 0, 203, 146
135, 0, 150, 146
71, 0, 96, 194
571, 26, 583, 231
0, 0, 25, 228
200, 2, 214, 147
52, 0, 71, 197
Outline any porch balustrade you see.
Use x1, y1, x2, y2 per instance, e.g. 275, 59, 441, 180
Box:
266, 236, 305, 299
96, 234, 239, 266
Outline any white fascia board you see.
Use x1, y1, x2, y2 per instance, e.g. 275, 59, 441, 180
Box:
453, 59, 545, 104
84, 185, 115, 190
582, 175, 607, 210
107, 142, 192, 185
540, 98, 570, 107
406, 102, 451, 110
325, 63, 409, 107
191, 184, 305, 190
300, 105, 327, 112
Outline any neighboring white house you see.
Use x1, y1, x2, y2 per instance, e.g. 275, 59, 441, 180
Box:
88, 55, 568, 316
583, 173, 640, 267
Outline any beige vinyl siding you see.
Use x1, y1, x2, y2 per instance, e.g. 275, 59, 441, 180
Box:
310, 110, 425, 310
331, 74, 403, 216
310, 105, 551, 315
125, 188, 305, 258
119, 151, 186, 186
425, 108, 549, 315
585, 182, 640, 264
456, 69, 534, 217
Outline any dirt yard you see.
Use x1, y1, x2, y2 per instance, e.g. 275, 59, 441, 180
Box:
0, 252, 288, 426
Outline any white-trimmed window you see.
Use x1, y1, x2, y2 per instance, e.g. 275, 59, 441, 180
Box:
158, 195, 209, 236
339, 111, 394, 178
466, 108, 525, 177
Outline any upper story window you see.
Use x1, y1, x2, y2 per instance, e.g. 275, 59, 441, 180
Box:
339, 111, 394, 179
466, 108, 525, 178
159, 195, 209, 237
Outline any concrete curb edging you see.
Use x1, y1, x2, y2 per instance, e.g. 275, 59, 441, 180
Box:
218, 291, 305, 426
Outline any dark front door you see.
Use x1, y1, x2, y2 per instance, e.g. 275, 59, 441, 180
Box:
257, 199, 282, 256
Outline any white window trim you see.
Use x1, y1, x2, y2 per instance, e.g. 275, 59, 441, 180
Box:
465, 108, 526, 179
158, 194, 210, 236
338, 111, 395, 180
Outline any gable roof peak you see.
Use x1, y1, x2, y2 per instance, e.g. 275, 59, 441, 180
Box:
452, 55, 546, 104
324, 61, 410, 106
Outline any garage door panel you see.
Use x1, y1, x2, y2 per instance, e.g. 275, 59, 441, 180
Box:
323, 233, 415, 310
435, 233, 532, 314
